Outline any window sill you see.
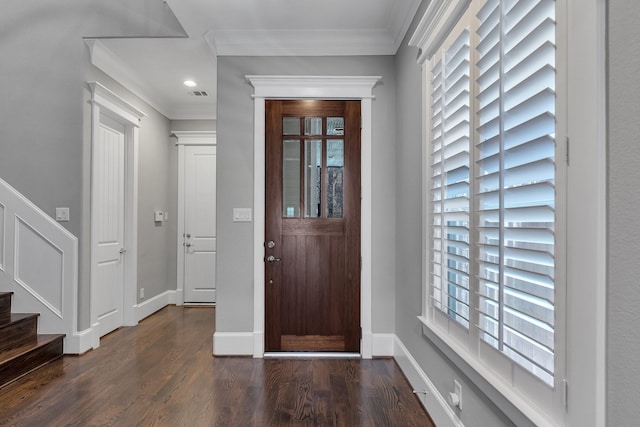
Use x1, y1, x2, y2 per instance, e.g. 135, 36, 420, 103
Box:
417, 316, 557, 427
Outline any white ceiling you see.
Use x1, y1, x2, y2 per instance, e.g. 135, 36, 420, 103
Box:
94, 0, 421, 120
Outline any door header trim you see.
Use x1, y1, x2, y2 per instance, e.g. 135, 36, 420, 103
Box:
246, 75, 381, 99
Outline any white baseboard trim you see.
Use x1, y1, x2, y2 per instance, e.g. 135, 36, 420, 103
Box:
213, 332, 254, 356
253, 331, 264, 358
393, 335, 464, 427
362, 331, 373, 359
63, 327, 96, 354
372, 333, 395, 356
63, 291, 176, 355
135, 290, 176, 322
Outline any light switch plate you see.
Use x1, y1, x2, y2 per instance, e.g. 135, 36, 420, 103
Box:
233, 208, 252, 222
55, 207, 70, 222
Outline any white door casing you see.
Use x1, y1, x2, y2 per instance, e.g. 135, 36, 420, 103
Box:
174, 132, 217, 305
89, 82, 145, 348
227, 75, 380, 358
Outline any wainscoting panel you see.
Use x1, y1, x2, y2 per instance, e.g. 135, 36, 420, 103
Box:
0, 177, 79, 353
15, 217, 64, 318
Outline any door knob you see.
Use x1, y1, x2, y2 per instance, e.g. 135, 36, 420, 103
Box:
266, 255, 281, 263
119, 248, 126, 254
266, 240, 276, 249
186, 243, 192, 247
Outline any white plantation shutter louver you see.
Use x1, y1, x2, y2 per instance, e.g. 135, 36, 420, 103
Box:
475, 0, 556, 386
431, 28, 472, 329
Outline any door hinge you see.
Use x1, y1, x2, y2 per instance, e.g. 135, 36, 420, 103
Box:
566, 136, 570, 165
563, 379, 568, 409
360, 256, 363, 271
360, 327, 362, 339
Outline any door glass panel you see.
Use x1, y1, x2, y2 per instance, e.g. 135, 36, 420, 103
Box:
327, 117, 345, 135
327, 139, 344, 218
283, 117, 300, 135
304, 139, 322, 218
304, 117, 322, 136
283, 139, 301, 218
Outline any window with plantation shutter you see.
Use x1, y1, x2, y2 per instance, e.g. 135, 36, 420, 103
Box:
476, 0, 556, 387
430, 28, 472, 329
426, 0, 558, 389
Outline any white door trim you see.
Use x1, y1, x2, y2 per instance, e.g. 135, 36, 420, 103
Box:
88, 81, 145, 348
245, 75, 380, 358
172, 131, 217, 305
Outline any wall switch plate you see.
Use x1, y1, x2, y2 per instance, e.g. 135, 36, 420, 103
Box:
154, 211, 164, 222
55, 207, 70, 222
233, 208, 252, 222
139, 288, 144, 299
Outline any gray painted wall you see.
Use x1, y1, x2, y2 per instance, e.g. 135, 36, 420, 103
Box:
79, 73, 221, 326
216, 56, 397, 334
83, 46, 178, 317
0, 0, 184, 329
170, 120, 216, 132
607, 0, 640, 425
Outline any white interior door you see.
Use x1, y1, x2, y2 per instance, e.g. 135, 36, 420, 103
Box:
94, 114, 126, 336
184, 145, 217, 303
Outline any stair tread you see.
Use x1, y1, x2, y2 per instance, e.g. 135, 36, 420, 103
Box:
0, 313, 39, 329
0, 334, 65, 365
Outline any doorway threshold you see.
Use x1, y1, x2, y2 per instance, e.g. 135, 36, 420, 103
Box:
264, 352, 361, 359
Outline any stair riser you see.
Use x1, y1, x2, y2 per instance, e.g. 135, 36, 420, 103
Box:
0, 293, 11, 318
0, 336, 64, 389
0, 316, 38, 353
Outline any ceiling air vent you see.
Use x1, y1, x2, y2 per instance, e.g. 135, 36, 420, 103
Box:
192, 90, 208, 97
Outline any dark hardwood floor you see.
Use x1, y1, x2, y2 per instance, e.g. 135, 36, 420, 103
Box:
0, 306, 433, 426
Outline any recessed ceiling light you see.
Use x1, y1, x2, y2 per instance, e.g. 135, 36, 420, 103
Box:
184, 80, 197, 87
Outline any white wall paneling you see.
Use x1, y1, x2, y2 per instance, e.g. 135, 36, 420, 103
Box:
0, 177, 80, 353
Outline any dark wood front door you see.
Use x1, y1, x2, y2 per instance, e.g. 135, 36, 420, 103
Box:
265, 100, 361, 352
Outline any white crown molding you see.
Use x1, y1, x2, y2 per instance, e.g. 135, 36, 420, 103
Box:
408, 0, 471, 64
246, 75, 381, 99
386, 0, 424, 52
87, 81, 147, 126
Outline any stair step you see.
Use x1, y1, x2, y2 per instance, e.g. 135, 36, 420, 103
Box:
0, 334, 65, 389
0, 313, 39, 352
0, 292, 12, 318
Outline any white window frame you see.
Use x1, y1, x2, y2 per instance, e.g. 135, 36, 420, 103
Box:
410, 0, 606, 426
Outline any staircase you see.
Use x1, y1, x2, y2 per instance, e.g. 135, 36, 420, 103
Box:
0, 292, 65, 388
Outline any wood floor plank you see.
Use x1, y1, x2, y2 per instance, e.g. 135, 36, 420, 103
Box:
0, 306, 434, 426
